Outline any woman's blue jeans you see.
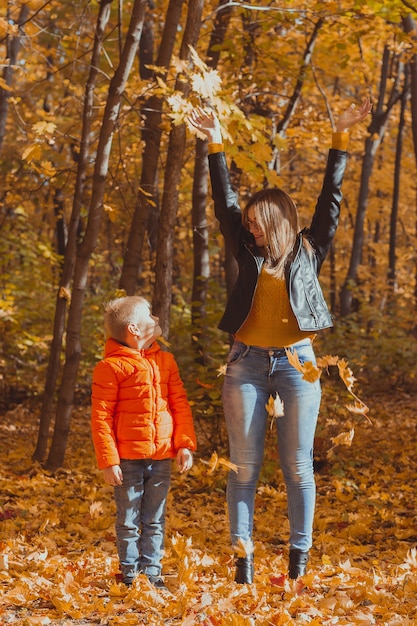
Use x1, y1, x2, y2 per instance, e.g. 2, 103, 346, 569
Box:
113, 458, 171, 584
222, 340, 321, 553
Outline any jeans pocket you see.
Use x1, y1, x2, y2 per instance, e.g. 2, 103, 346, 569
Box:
227, 342, 249, 366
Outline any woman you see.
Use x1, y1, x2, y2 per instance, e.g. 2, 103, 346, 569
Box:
188, 98, 371, 583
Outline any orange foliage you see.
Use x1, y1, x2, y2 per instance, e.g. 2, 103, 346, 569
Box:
0, 396, 416, 624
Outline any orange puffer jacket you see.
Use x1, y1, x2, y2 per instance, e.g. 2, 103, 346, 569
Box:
91, 338, 197, 470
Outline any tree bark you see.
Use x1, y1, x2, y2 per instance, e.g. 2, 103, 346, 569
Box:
119, 0, 185, 295
33, 0, 113, 463
388, 73, 408, 290
0, 4, 30, 152
153, 0, 205, 336
191, 0, 232, 361
402, 14, 417, 311
44, 0, 148, 471
339, 45, 402, 317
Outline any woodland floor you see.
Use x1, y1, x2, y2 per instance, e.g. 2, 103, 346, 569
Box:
0, 391, 416, 625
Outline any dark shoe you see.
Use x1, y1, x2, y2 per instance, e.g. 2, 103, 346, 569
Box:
146, 574, 167, 590
235, 554, 254, 584
288, 549, 309, 579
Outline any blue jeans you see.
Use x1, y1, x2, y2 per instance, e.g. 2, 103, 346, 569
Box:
113, 458, 171, 583
222, 340, 321, 553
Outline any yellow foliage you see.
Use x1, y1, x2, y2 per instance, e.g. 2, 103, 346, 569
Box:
22, 143, 42, 162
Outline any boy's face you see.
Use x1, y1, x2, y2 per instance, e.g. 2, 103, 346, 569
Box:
133, 303, 162, 347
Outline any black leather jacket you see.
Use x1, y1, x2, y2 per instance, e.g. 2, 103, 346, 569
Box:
208, 149, 347, 335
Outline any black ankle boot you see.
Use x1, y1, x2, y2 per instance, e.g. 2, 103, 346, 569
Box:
288, 549, 309, 579
235, 554, 254, 584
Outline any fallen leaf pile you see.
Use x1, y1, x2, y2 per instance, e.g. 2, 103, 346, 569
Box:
0, 392, 416, 625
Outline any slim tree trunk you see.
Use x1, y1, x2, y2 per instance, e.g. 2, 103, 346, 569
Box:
402, 14, 417, 312
153, 0, 204, 336
191, 0, 232, 361
119, 0, 184, 294
340, 46, 402, 317
33, 0, 113, 463
388, 74, 408, 290
0, 4, 29, 152
44, 0, 148, 471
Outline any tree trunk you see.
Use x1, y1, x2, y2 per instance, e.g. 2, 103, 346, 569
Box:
388, 74, 408, 290
191, 0, 232, 362
339, 45, 402, 317
119, 0, 185, 295
153, 0, 205, 336
191, 138, 210, 361
402, 14, 417, 312
0, 4, 30, 152
33, 0, 113, 463
44, 0, 148, 471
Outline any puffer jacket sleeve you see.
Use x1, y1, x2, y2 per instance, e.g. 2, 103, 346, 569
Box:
91, 360, 122, 469
165, 353, 197, 453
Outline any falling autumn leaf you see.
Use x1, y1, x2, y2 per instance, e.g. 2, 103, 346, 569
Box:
265, 393, 284, 418
201, 451, 239, 474
331, 428, 355, 447
285, 348, 321, 382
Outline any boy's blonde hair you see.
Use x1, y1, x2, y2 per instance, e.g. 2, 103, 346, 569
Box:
104, 296, 149, 342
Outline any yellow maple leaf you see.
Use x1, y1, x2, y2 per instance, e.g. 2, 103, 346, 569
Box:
22, 143, 42, 162
234, 537, 254, 559
285, 348, 321, 382
265, 393, 284, 418
337, 359, 356, 391
33, 121, 56, 137
331, 428, 355, 447
404, 547, 417, 569
316, 354, 340, 371
346, 400, 370, 419
0, 77, 13, 92
191, 69, 222, 100
217, 363, 227, 376
201, 451, 238, 475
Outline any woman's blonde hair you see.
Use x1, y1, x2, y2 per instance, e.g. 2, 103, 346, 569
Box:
104, 295, 149, 342
242, 188, 300, 278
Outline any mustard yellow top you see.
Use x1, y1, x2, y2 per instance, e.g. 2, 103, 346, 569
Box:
234, 267, 313, 348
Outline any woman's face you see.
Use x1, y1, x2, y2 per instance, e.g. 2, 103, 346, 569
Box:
247, 207, 266, 247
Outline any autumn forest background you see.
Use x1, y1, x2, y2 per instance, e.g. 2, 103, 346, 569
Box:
1, 0, 417, 624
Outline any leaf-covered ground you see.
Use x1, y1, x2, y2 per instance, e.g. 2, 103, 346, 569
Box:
0, 392, 416, 625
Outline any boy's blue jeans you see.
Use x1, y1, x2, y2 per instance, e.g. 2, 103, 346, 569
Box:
222, 340, 321, 554
113, 458, 171, 584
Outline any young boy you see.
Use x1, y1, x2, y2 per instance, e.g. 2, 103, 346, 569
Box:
91, 296, 197, 588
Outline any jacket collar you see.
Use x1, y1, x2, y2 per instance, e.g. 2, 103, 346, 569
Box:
104, 337, 161, 358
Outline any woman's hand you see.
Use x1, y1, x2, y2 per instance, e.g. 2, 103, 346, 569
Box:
336, 96, 372, 132
187, 107, 223, 143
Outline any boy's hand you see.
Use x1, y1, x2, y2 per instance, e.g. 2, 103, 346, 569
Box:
103, 465, 123, 486
176, 448, 193, 474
